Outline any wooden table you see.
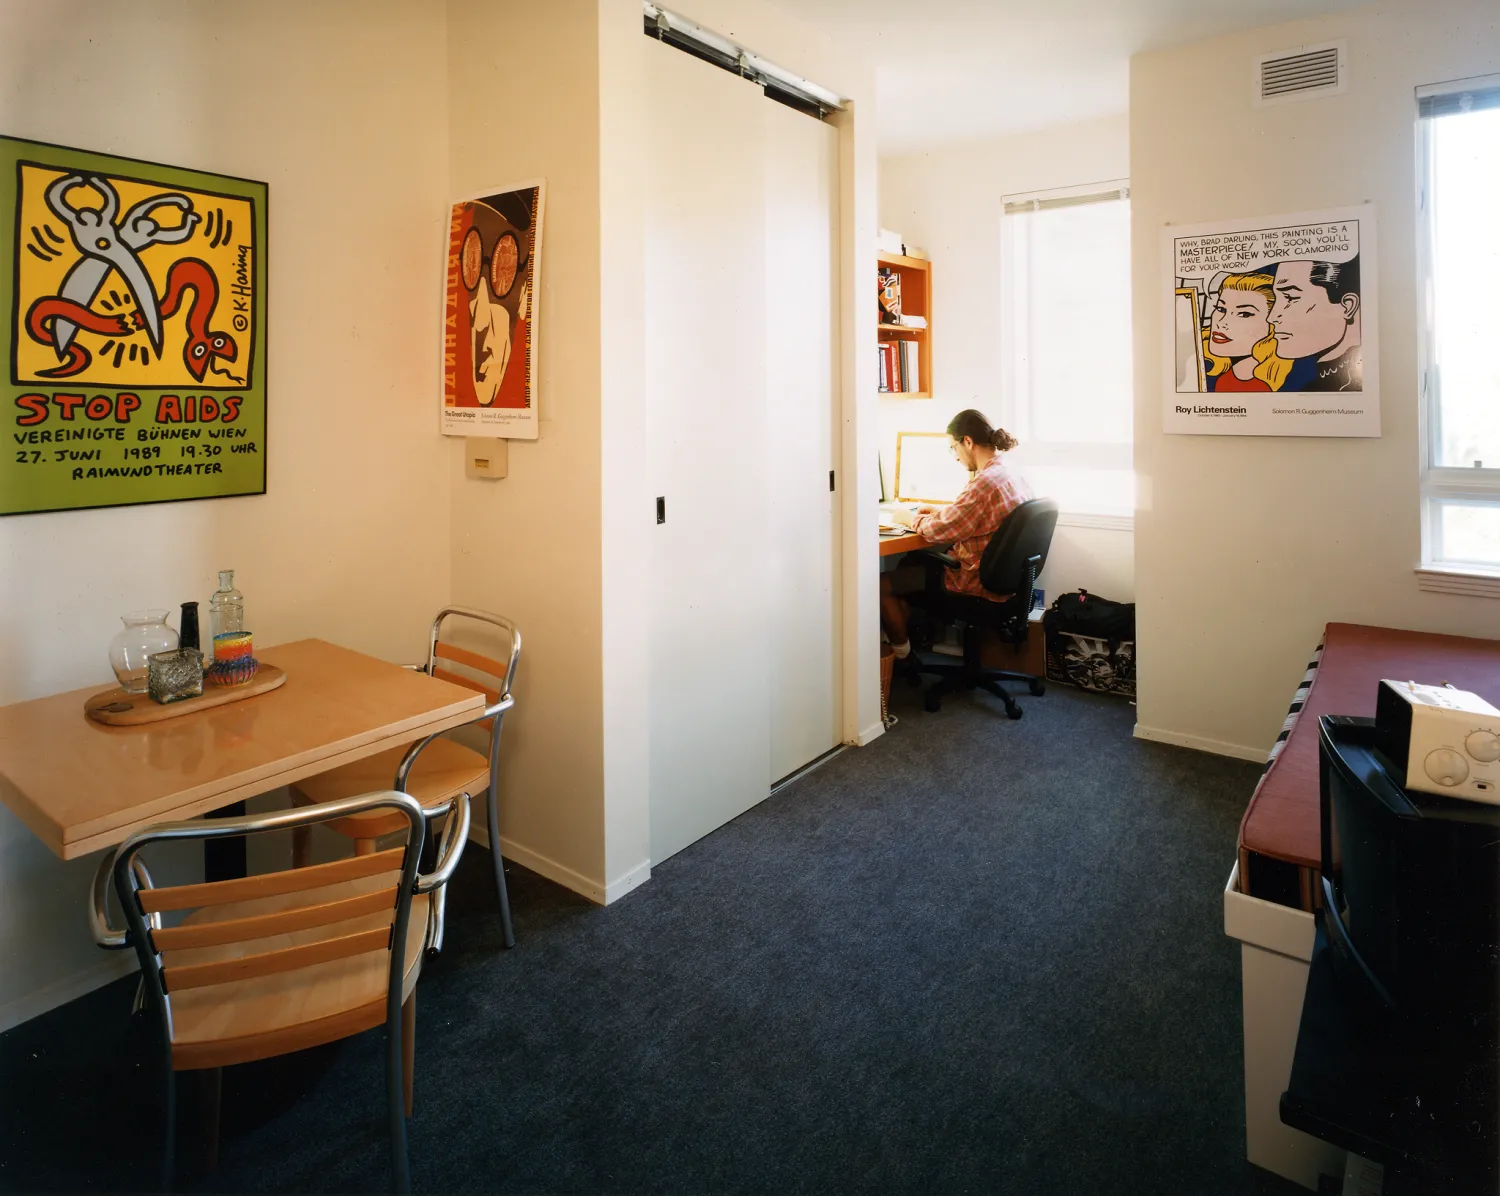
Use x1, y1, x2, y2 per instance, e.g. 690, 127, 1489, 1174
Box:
879, 530, 928, 557
0, 639, 484, 860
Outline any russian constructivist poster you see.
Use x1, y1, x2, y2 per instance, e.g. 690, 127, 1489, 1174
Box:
442, 181, 543, 439
1164, 204, 1378, 436
2, 136, 267, 516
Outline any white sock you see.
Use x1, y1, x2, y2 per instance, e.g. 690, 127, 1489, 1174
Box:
891, 640, 911, 659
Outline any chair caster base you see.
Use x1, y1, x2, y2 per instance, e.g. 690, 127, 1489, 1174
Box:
1028, 678, 1045, 697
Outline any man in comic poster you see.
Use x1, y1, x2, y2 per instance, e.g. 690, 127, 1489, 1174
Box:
1269, 255, 1362, 392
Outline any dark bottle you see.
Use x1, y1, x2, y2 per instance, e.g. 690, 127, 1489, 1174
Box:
179, 601, 201, 651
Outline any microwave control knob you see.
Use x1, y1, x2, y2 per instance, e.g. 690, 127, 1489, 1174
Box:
1465, 730, 1500, 763
1424, 748, 1469, 787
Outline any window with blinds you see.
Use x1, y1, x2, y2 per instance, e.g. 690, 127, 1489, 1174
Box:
1000, 183, 1134, 523
1417, 76, 1500, 576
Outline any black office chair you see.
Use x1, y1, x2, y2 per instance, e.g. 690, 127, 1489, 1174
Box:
905, 498, 1059, 719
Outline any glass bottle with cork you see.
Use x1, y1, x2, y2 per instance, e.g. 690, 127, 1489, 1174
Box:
208, 570, 244, 662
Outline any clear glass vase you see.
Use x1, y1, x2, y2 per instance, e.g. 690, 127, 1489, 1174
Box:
109, 610, 180, 694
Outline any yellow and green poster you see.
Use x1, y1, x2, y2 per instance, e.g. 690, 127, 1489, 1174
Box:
3, 137, 267, 515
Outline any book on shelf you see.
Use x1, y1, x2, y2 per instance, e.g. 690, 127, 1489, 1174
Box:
876, 341, 920, 394
897, 314, 927, 329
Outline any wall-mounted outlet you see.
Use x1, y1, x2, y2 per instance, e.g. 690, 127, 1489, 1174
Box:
466, 437, 508, 480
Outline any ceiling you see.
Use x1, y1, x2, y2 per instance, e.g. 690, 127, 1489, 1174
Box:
769, 0, 1369, 154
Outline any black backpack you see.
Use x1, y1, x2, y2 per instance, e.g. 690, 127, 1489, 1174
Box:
1043, 589, 1135, 642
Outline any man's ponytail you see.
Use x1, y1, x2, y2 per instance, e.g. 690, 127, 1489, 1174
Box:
946, 409, 1017, 452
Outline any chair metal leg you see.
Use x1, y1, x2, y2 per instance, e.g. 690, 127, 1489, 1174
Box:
402, 994, 415, 1117
196, 1066, 222, 1175
486, 785, 515, 949
387, 998, 411, 1194
161, 1066, 177, 1194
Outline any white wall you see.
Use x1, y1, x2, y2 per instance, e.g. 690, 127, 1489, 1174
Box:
0, 0, 452, 1029
598, 0, 653, 901
1131, 0, 1500, 760
446, 0, 611, 898
879, 117, 1136, 604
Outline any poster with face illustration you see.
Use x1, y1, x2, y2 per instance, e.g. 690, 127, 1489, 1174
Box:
441, 181, 543, 439
2, 136, 267, 516
1163, 204, 1378, 436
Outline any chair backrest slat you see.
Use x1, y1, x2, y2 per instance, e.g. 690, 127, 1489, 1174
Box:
150, 885, 398, 952
163, 925, 392, 992
430, 666, 499, 707
430, 666, 501, 734
139, 847, 404, 914
433, 641, 506, 686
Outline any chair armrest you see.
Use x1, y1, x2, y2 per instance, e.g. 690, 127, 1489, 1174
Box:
91, 853, 159, 949
414, 792, 471, 894
393, 694, 516, 790
90, 851, 129, 949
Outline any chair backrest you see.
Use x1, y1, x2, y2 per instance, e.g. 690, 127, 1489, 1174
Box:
111, 792, 425, 1066
977, 498, 1059, 603
425, 607, 521, 736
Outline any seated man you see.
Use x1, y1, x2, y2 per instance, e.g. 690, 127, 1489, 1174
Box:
880, 409, 1032, 658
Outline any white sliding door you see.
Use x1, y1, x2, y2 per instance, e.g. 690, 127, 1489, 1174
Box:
644, 39, 842, 864
764, 100, 840, 783
644, 40, 771, 864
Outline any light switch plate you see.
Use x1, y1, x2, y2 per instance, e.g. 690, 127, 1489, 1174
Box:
465, 437, 508, 480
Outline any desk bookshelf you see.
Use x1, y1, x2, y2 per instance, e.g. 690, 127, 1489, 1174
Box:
877, 252, 932, 399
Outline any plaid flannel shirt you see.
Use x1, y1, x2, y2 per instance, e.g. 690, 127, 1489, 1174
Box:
912, 455, 1032, 600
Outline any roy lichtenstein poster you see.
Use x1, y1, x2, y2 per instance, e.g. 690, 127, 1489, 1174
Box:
1164, 204, 1378, 437
442, 180, 543, 439
3, 136, 267, 516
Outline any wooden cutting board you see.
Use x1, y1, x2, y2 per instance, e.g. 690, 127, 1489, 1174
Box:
84, 664, 286, 726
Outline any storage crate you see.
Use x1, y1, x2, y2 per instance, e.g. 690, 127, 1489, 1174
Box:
1043, 628, 1135, 697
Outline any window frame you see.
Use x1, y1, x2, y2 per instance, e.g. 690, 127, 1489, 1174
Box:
1416, 74, 1500, 591
999, 179, 1134, 530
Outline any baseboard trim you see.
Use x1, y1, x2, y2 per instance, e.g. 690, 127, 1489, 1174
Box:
856, 720, 885, 746
603, 859, 651, 905
0, 952, 139, 1034
1133, 723, 1268, 764
466, 822, 617, 906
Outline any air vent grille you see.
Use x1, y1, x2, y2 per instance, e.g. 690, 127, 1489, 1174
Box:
1254, 42, 1346, 106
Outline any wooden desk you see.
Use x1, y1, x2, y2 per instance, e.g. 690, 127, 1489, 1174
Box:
879, 530, 928, 557
0, 639, 484, 860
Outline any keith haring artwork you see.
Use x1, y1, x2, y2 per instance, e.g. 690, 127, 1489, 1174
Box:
3, 136, 266, 515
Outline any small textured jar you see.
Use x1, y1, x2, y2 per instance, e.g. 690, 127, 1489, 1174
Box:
148, 648, 204, 704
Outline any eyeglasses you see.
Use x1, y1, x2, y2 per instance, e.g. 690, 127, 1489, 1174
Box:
948, 440, 962, 457
460, 228, 521, 298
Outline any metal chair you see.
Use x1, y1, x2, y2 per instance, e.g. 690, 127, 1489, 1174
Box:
289, 608, 521, 948
91, 788, 473, 1193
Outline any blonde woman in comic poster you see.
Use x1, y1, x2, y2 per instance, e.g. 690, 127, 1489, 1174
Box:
1200, 272, 1292, 393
